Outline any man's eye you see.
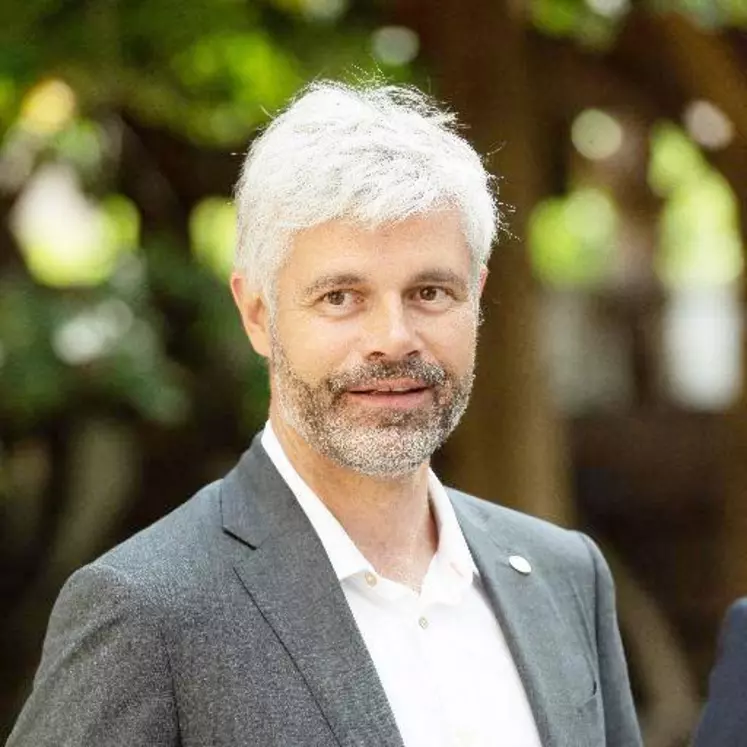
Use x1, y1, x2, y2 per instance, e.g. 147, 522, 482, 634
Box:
418, 286, 447, 302
321, 290, 356, 307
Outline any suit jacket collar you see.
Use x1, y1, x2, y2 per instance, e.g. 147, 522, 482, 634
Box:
452, 493, 598, 747
220, 436, 405, 747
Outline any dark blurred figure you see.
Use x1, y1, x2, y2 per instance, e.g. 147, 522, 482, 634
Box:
693, 598, 747, 747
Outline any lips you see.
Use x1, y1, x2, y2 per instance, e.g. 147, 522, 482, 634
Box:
342, 379, 433, 412
346, 379, 429, 394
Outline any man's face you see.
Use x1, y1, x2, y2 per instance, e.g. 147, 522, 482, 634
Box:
248, 210, 482, 477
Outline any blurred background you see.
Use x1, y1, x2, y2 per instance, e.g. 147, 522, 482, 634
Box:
1, 0, 745, 744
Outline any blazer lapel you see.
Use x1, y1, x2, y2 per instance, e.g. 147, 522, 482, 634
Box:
453, 498, 597, 747
221, 438, 404, 747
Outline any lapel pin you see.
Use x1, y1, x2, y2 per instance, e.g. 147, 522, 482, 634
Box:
508, 555, 532, 575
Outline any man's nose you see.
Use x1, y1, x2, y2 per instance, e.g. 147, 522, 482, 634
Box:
363, 298, 421, 360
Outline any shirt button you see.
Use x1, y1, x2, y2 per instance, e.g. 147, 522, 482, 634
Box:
455, 730, 476, 746
364, 571, 377, 587
418, 616, 429, 630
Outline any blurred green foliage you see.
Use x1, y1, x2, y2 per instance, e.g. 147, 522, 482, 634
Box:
529, 0, 747, 48
529, 118, 742, 290
530, 0, 623, 48
529, 187, 620, 287
190, 198, 236, 278
652, 0, 747, 27
0, 0, 408, 143
650, 123, 743, 286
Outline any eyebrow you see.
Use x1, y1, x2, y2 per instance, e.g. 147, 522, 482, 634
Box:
299, 268, 470, 301
409, 269, 469, 294
300, 273, 366, 300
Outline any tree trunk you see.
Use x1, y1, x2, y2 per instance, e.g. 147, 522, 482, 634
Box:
395, 0, 572, 524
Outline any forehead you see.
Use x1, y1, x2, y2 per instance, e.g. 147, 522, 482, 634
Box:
280, 210, 472, 284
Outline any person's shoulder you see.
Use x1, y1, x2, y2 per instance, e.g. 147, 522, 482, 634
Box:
447, 487, 604, 578
70, 477, 229, 610
449, 488, 586, 547
103, 477, 222, 562
693, 596, 747, 746
719, 596, 747, 653
725, 596, 747, 620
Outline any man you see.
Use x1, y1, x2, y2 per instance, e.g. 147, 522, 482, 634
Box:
693, 597, 747, 746
8, 81, 641, 746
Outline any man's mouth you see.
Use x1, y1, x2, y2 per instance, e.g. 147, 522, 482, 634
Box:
344, 379, 432, 408
347, 378, 428, 394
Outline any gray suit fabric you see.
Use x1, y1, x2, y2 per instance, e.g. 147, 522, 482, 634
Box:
8, 436, 642, 747
693, 597, 747, 747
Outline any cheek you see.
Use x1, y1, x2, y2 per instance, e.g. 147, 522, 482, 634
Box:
276, 315, 360, 378
442, 339, 477, 375
425, 312, 478, 367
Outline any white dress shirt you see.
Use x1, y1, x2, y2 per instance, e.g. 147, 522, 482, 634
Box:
262, 422, 541, 747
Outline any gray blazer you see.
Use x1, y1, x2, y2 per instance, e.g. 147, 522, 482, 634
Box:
8, 437, 641, 747
693, 598, 747, 747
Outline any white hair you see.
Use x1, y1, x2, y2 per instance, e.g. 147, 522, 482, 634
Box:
234, 80, 498, 298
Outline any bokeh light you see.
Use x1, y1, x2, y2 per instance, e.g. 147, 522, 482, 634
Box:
571, 109, 624, 160
371, 27, 420, 67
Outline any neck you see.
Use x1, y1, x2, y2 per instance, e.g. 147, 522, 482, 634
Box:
269, 410, 438, 590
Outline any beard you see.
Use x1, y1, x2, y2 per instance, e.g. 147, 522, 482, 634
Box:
270, 338, 475, 478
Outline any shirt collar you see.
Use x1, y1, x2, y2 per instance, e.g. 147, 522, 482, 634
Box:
260, 420, 478, 589
261, 421, 369, 581
427, 472, 479, 581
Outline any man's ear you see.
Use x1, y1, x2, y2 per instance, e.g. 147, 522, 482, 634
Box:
230, 272, 271, 358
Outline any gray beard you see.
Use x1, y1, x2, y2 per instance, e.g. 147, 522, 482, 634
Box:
270, 341, 474, 478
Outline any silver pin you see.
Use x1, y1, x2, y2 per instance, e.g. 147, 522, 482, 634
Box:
508, 555, 532, 575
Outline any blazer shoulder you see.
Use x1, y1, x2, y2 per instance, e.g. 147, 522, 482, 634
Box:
83, 478, 228, 605
693, 597, 747, 746
724, 596, 747, 626
714, 596, 747, 670
448, 488, 593, 559
446, 487, 613, 606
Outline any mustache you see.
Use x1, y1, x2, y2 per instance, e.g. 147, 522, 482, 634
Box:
326, 359, 447, 395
